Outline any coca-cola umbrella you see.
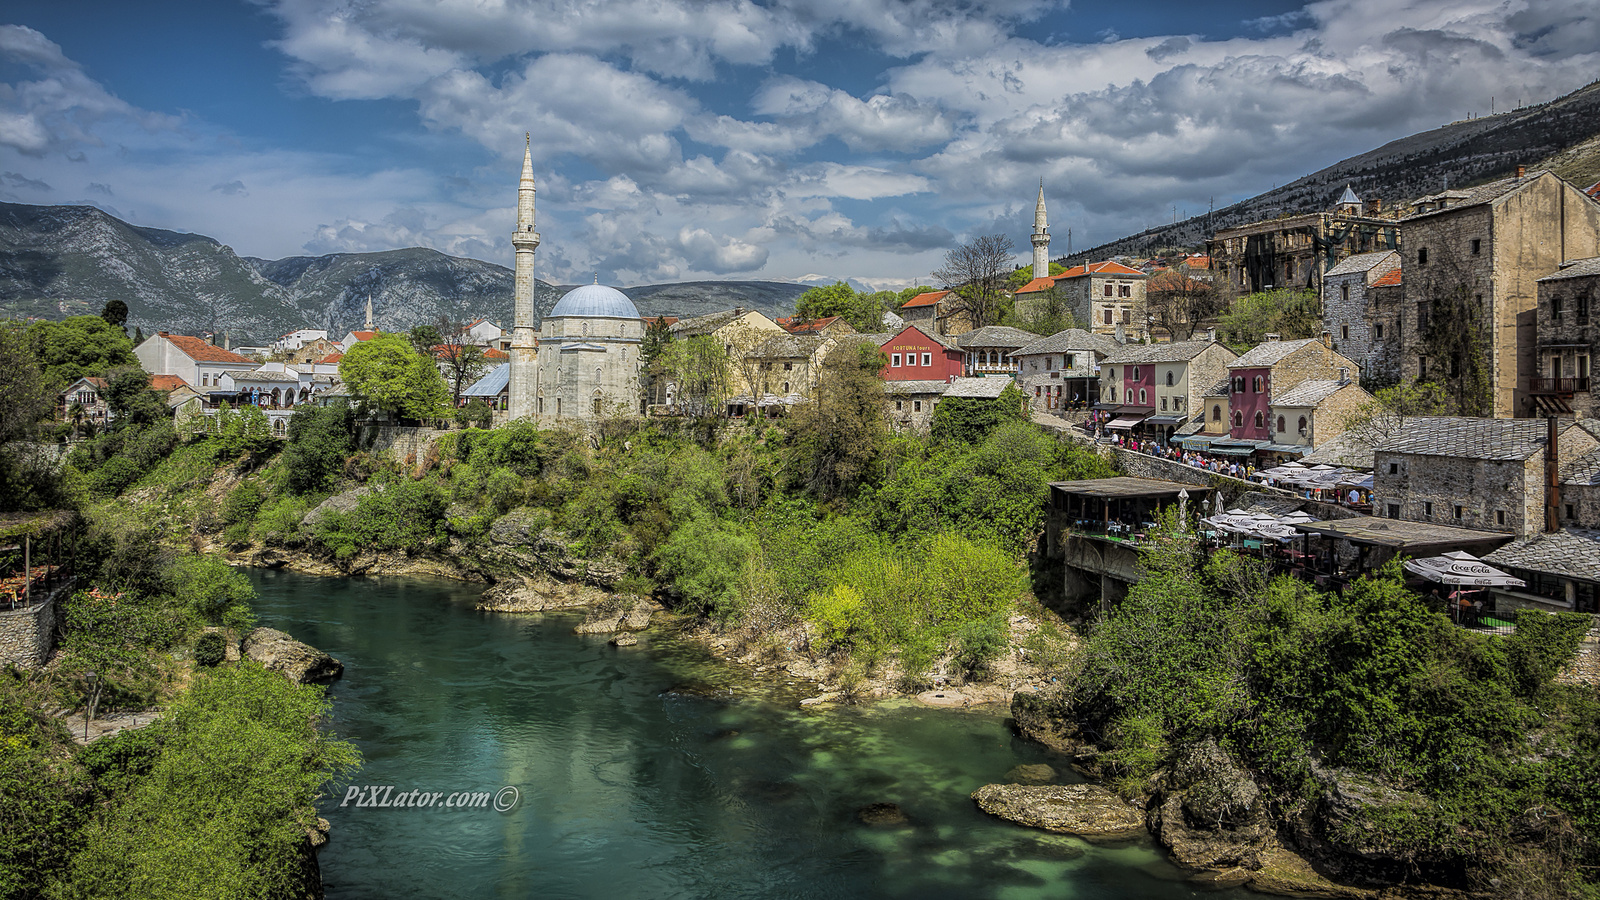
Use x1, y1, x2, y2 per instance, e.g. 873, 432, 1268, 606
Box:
1402, 550, 1526, 588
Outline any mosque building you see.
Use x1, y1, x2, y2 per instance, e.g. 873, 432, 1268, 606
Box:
504, 137, 645, 423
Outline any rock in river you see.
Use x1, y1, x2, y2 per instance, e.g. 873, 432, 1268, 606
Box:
857, 803, 909, 826
1004, 763, 1057, 785
243, 628, 344, 684
971, 784, 1146, 841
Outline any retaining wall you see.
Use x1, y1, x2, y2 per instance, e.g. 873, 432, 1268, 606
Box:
0, 587, 59, 668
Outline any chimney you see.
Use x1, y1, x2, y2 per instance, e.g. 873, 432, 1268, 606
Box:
1366, 198, 1382, 216
1338, 366, 1350, 384
1517, 165, 1526, 179
224, 331, 231, 351
1320, 330, 1332, 348
1264, 332, 1280, 342
1207, 327, 1217, 343
1546, 416, 1561, 534
1115, 322, 1126, 343
734, 306, 745, 317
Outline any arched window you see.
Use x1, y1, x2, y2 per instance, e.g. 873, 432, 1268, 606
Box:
1109, 386, 1117, 402
1139, 388, 1147, 404
1233, 411, 1243, 427
1212, 405, 1221, 422
1254, 411, 1265, 428
1298, 416, 1308, 435
1165, 371, 1174, 386
1132, 366, 1141, 380
1277, 416, 1286, 433
582, 322, 589, 335
1253, 375, 1264, 393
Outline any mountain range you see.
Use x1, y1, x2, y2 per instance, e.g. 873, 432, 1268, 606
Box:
1072, 78, 1600, 262
0, 201, 808, 343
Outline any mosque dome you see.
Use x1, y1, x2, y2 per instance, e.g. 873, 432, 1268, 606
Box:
548, 283, 640, 320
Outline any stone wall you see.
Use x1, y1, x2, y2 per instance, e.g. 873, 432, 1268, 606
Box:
360, 425, 446, 465
0, 589, 58, 668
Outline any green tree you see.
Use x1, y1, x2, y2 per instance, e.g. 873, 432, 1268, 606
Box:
1216, 289, 1321, 351
653, 335, 730, 417
0, 323, 55, 445
26, 316, 137, 387
103, 368, 168, 428
794, 281, 885, 332
99, 299, 129, 332
281, 403, 352, 494
787, 341, 888, 499
339, 333, 448, 420
407, 324, 442, 358
932, 383, 1028, 444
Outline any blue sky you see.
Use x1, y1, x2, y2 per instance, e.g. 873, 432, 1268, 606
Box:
2, 1, 1597, 289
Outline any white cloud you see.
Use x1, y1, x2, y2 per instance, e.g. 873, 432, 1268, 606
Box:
0, 25, 180, 156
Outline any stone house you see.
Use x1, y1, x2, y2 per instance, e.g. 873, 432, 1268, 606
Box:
1321, 250, 1401, 379
1484, 528, 1600, 614
1098, 339, 1238, 442
671, 307, 787, 399
1532, 256, 1600, 416
58, 377, 109, 425
1266, 378, 1373, 454
1050, 261, 1149, 341
1014, 329, 1122, 414
1207, 187, 1400, 300
1223, 335, 1360, 447
280, 337, 342, 367
1373, 416, 1598, 536
896, 290, 975, 336
741, 333, 835, 405
134, 332, 259, 392
956, 326, 1038, 377
1362, 267, 1406, 384
269, 329, 329, 355
776, 315, 856, 339
1399, 169, 1600, 418
885, 380, 947, 432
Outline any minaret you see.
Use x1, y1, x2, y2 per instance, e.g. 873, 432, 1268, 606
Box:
508, 135, 541, 421
364, 296, 374, 331
1031, 179, 1050, 280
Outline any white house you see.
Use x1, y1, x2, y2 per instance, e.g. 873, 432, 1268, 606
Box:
134, 332, 259, 392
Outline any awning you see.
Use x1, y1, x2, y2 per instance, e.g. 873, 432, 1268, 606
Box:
1091, 401, 1120, 411
1145, 414, 1190, 426
1106, 415, 1146, 430
1403, 551, 1526, 588
1531, 394, 1572, 415
1176, 435, 1215, 448
1207, 442, 1261, 456
1259, 443, 1310, 455
1116, 405, 1156, 415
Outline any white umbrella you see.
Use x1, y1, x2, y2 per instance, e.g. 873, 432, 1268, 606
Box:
1256, 523, 1300, 542
1337, 473, 1374, 489
1279, 510, 1318, 524
1403, 550, 1525, 588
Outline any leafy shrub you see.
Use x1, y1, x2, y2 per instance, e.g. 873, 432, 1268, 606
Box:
193, 632, 227, 668
280, 403, 352, 495
650, 518, 757, 618
952, 613, 1010, 679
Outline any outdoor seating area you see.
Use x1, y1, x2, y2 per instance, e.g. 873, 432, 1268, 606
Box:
1252, 461, 1373, 509
1051, 477, 1211, 546
0, 510, 76, 610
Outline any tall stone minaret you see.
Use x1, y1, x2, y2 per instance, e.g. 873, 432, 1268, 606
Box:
1031, 179, 1050, 280
364, 296, 374, 331
507, 134, 541, 421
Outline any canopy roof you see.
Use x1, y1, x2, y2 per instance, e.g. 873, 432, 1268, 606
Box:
1403, 551, 1525, 588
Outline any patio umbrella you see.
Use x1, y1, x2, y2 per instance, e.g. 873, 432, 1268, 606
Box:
1279, 510, 1318, 524
1256, 523, 1300, 542
1337, 473, 1374, 489
1402, 550, 1526, 588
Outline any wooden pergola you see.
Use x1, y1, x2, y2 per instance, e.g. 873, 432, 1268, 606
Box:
1, 510, 77, 610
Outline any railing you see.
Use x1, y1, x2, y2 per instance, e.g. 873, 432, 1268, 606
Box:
1529, 376, 1591, 394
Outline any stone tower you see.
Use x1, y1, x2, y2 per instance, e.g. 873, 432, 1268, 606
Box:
1031, 180, 1050, 279
508, 135, 541, 421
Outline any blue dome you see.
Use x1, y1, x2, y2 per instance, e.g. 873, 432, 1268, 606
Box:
548, 283, 640, 320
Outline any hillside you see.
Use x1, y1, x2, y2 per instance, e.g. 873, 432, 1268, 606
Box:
1074, 78, 1600, 261
0, 201, 808, 341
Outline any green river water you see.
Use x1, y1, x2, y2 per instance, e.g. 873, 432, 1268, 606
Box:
248, 568, 1252, 900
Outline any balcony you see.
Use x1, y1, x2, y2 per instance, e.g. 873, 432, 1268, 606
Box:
1529, 376, 1591, 395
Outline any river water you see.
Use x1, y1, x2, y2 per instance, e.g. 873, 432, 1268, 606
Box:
249, 568, 1248, 900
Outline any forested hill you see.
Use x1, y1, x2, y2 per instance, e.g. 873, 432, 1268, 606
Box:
0, 201, 807, 342
1074, 78, 1600, 261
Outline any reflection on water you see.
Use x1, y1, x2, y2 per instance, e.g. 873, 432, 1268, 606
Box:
248, 568, 1246, 900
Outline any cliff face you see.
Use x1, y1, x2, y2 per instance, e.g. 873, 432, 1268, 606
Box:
0, 201, 807, 342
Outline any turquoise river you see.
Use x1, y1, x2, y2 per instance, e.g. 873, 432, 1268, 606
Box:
249, 568, 1253, 900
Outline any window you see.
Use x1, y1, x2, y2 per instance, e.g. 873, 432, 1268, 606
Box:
1139, 388, 1147, 404
1065, 354, 1075, 369
1253, 375, 1264, 393
582, 322, 589, 335
1387, 504, 1400, 519
1496, 510, 1506, 526
782, 382, 790, 393
1389, 462, 1399, 475
1103, 308, 1113, 325
1277, 415, 1286, 433
1374, 323, 1384, 340
784, 362, 793, 371
1035, 387, 1041, 397
1161, 397, 1169, 411
1418, 247, 1428, 265
1424, 501, 1433, 517
1450, 354, 1461, 378
1417, 301, 1431, 331
1121, 308, 1132, 324
1566, 504, 1574, 519
1165, 371, 1174, 386
1454, 505, 1463, 521
1234, 411, 1243, 427
1340, 324, 1349, 340
896, 400, 904, 411
1254, 411, 1265, 428
1581, 296, 1592, 324
892, 353, 902, 367
1175, 397, 1184, 410
1109, 387, 1117, 402
1341, 284, 1350, 304
1104, 283, 1114, 297
913, 400, 922, 412
1470, 238, 1481, 255
201, 373, 209, 387
1418, 355, 1428, 378
1108, 367, 1116, 379
1132, 366, 1141, 380
1298, 416, 1307, 435
922, 353, 931, 367
1554, 297, 1564, 321
1119, 284, 1131, 298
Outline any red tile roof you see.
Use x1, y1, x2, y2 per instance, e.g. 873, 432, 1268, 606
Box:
1014, 276, 1057, 294
1371, 268, 1404, 288
160, 333, 255, 364
900, 290, 950, 309
641, 315, 679, 327
778, 315, 843, 334
1184, 255, 1211, 269
149, 375, 191, 392
346, 331, 377, 342
316, 351, 343, 364
484, 348, 509, 360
